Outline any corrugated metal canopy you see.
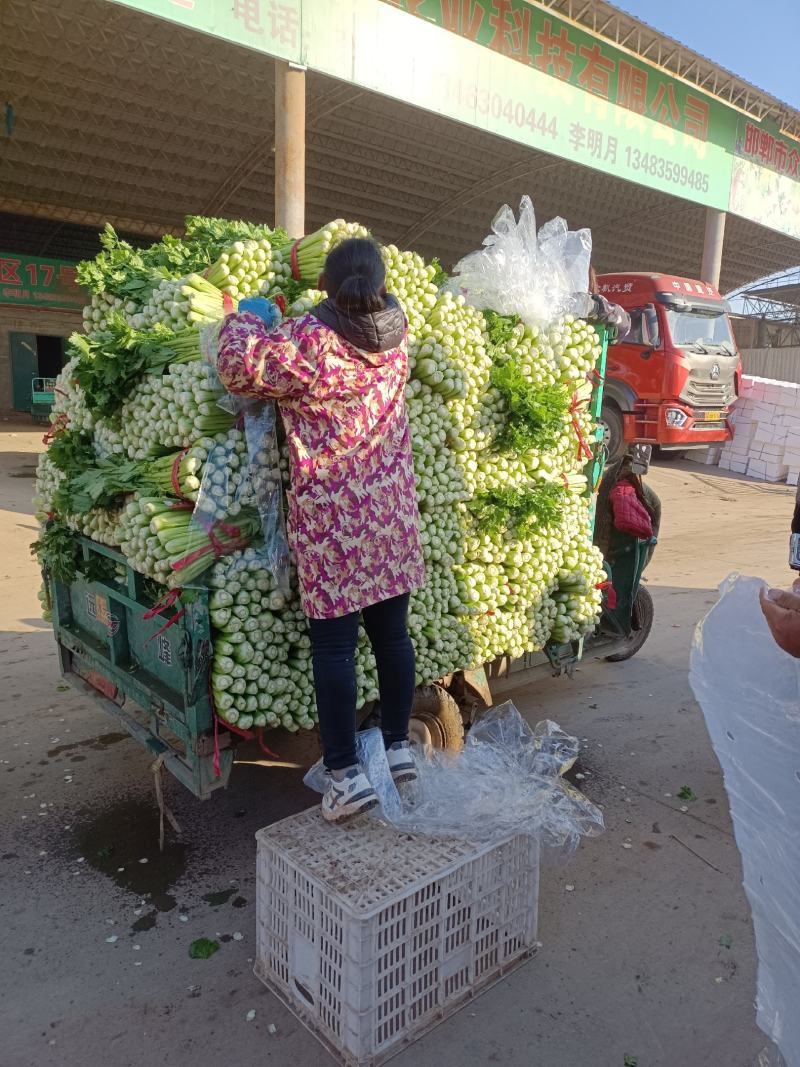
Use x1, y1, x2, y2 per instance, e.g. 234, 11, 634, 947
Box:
743, 282, 800, 309
2, 0, 799, 293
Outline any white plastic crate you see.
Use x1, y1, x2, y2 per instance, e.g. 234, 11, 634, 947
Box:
255, 808, 539, 1066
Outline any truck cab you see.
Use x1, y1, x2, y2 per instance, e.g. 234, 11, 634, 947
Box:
596, 272, 741, 461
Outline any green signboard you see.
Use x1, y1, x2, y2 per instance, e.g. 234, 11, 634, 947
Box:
729, 116, 800, 240
108, 0, 800, 241
306, 0, 735, 210
109, 0, 303, 61
381, 0, 734, 146
0, 253, 83, 310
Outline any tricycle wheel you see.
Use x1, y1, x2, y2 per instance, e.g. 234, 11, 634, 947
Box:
409, 684, 464, 751
605, 586, 654, 662
598, 401, 625, 465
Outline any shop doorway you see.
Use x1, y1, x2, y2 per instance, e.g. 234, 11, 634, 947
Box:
10, 333, 68, 412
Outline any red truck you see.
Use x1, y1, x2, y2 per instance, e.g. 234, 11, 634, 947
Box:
596, 272, 741, 462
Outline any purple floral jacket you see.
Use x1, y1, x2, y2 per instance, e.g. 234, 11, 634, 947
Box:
217, 310, 426, 619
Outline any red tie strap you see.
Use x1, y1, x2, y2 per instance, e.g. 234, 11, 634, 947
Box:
570, 392, 595, 463
595, 580, 617, 610
143, 588, 186, 643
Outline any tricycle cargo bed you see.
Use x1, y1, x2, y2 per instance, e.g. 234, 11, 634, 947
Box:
50, 538, 233, 799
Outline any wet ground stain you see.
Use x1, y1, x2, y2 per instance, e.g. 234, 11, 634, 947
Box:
71, 797, 187, 912
232, 896, 247, 909
132, 911, 158, 933
9, 466, 37, 479
47, 731, 129, 759
203, 888, 236, 907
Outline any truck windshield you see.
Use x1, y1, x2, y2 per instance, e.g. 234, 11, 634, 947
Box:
665, 307, 734, 351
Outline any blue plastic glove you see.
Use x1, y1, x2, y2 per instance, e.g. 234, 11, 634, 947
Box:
237, 296, 281, 328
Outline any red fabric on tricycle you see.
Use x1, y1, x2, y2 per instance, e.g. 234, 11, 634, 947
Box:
610, 479, 653, 539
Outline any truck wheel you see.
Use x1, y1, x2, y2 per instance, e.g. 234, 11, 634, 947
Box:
409, 685, 464, 750
606, 586, 654, 662
599, 402, 625, 465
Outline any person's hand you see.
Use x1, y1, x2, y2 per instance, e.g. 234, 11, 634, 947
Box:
237, 297, 281, 328
759, 585, 800, 658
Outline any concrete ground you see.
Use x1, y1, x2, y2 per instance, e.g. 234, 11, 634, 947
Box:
0, 422, 788, 1067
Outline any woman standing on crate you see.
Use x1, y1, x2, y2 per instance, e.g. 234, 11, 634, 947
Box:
215, 238, 425, 823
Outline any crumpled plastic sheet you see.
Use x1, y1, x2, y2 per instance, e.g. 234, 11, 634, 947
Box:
689, 575, 800, 1067
304, 700, 604, 853
192, 322, 291, 591
446, 195, 592, 329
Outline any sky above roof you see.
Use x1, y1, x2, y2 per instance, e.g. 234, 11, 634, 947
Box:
616, 0, 800, 107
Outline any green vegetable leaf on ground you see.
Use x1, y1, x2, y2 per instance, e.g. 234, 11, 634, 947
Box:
719, 934, 732, 949
624, 1056, 639, 1066
677, 786, 697, 802
189, 938, 220, 960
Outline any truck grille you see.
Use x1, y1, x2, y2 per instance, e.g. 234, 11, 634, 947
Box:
682, 379, 735, 408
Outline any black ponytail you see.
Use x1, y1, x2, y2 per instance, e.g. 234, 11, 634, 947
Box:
324, 237, 386, 315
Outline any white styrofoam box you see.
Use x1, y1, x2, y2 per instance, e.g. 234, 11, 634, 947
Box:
748, 458, 767, 478
761, 443, 785, 458
751, 403, 776, 419
730, 460, 749, 474
754, 424, 776, 445
788, 470, 800, 487
255, 809, 540, 1067
764, 462, 788, 479
730, 427, 755, 444
772, 381, 800, 397
688, 448, 723, 466
686, 449, 711, 465
719, 457, 732, 470
783, 451, 800, 467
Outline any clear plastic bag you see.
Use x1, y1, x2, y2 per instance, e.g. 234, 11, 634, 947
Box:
447, 195, 592, 329
181, 322, 291, 591
304, 701, 604, 853
689, 575, 800, 1067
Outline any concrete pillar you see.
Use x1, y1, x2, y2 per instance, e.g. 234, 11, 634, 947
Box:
275, 62, 306, 239
701, 207, 726, 288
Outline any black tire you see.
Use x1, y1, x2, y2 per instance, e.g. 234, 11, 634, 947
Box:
409, 684, 464, 750
599, 401, 625, 465
605, 586, 654, 662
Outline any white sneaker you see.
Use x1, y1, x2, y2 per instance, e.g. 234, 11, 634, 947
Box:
386, 741, 418, 785
321, 767, 379, 823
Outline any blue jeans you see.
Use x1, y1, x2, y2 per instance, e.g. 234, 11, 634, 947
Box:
308, 593, 415, 771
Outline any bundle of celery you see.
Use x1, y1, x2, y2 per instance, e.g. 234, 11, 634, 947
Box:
35, 210, 605, 733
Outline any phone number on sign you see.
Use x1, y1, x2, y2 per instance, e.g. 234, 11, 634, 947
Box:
625, 147, 710, 192
434, 75, 558, 140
